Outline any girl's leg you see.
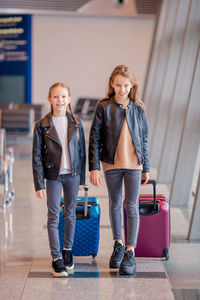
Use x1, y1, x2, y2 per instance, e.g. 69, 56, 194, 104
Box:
104, 169, 123, 242
119, 170, 141, 275
124, 170, 141, 250
46, 179, 63, 259
104, 169, 125, 269
62, 174, 80, 248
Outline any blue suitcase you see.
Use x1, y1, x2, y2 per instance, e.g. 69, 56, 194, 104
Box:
58, 186, 100, 257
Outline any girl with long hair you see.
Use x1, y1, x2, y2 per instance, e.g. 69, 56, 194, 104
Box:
89, 65, 150, 275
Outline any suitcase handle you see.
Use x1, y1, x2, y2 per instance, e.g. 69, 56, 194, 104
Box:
77, 185, 100, 219
76, 201, 100, 208
60, 185, 90, 219
139, 203, 160, 215
76, 207, 91, 220
141, 179, 157, 210
83, 185, 89, 217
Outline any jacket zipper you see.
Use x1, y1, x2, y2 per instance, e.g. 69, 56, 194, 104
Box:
73, 125, 79, 176
46, 126, 78, 175
45, 131, 61, 146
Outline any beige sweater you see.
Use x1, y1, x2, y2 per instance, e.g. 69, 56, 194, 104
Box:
102, 118, 142, 172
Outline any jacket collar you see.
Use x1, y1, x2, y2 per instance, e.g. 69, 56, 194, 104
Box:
111, 97, 138, 110
41, 112, 53, 127
41, 111, 76, 128
41, 111, 78, 144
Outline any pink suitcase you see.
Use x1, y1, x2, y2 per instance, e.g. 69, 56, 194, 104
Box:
124, 180, 170, 260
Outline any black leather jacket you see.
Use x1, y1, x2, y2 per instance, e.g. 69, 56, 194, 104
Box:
32, 112, 86, 191
89, 97, 150, 173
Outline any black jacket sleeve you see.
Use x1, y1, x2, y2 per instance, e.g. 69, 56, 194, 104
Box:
140, 109, 150, 173
88, 103, 103, 171
78, 120, 86, 185
32, 123, 45, 191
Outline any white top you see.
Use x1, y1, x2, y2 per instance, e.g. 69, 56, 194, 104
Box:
52, 116, 72, 174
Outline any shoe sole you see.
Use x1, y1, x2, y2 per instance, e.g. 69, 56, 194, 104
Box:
119, 266, 136, 275
65, 263, 74, 271
51, 269, 68, 278
109, 261, 121, 269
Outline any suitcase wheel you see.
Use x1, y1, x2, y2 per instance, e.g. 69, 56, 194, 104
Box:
92, 254, 97, 259
163, 248, 169, 260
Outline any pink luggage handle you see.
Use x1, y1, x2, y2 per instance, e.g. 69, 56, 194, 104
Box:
141, 179, 157, 210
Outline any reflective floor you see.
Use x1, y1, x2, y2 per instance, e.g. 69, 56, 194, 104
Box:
0, 123, 200, 300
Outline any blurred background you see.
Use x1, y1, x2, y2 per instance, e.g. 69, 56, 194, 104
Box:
0, 1, 199, 299
0, 0, 199, 229
0, 0, 157, 113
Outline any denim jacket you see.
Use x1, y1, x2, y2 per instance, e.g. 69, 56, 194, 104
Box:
89, 97, 150, 173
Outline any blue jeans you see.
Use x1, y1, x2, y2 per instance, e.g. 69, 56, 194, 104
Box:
46, 174, 80, 259
104, 169, 141, 247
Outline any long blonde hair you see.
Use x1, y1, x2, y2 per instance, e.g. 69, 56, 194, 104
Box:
48, 82, 78, 124
107, 65, 145, 109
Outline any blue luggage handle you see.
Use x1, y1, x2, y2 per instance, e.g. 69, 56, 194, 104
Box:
84, 185, 89, 217
60, 185, 91, 220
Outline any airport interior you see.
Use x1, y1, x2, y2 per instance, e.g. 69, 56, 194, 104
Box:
0, 0, 200, 299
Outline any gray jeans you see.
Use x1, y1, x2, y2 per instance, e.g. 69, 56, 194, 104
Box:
104, 169, 141, 247
46, 174, 80, 259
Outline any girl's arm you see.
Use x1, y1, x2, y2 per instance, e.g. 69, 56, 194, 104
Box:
32, 123, 45, 192
79, 121, 86, 185
141, 172, 149, 185
36, 189, 46, 199
89, 170, 101, 187
89, 103, 103, 171
89, 103, 103, 187
141, 109, 150, 175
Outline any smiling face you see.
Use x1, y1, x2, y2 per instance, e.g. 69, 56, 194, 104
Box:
111, 74, 133, 102
48, 86, 71, 116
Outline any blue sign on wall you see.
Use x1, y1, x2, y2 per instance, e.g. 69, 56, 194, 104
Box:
0, 14, 32, 104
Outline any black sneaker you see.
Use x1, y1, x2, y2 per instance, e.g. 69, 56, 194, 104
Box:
109, 241, 125, 268
52, 258, 68, 277
119, 250, 136, 275
62, 249, 74, 270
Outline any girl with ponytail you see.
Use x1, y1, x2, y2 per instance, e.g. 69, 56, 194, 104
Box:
32, 82, 86, 277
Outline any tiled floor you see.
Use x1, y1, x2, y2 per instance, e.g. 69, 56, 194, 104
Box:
0, 122, 200, 300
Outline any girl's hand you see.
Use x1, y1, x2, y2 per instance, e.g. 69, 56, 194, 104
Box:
141, 172, 149, 185
79, 185, 84, 191
90, 170, 102, 187
36, 189, 46, 199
